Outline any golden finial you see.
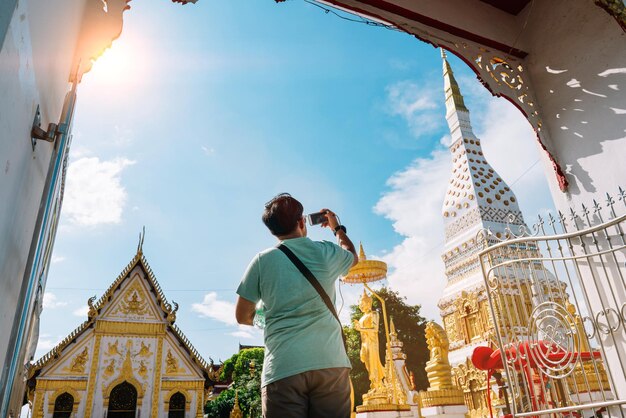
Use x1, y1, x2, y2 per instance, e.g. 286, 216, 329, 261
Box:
137, 226, 145, 255
230, 391, 243, 418
359, 242, 367, 260
390, 317, 397, 338
343, 243, 387, 284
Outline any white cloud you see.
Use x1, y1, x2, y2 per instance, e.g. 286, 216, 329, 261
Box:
385, 81, 442, 139
229, 325, 258, 340
43, 292, 68, 309
192, 292, 237, 326
51, 255, 66, 264
374, 150, 450, 320
35, 333, 62, 359
63, 157, 135, 226
230, 330, 253, 339
73, 305, 89, 317
201, 145, 215, 156
375, 91, 551, 320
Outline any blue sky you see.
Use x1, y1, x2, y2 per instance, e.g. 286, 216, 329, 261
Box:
38, 0, 554, 364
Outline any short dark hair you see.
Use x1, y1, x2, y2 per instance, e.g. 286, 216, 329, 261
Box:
262, 193, 303, 236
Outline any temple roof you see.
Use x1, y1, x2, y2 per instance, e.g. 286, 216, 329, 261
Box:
29, 250, 219, 384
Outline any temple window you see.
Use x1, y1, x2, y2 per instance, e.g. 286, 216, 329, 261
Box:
168, 392, 186, 418
107, 381, 137, 418
52, 392, 74, 418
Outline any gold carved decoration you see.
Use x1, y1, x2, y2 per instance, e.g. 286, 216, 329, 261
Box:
87, 295, 98, 319
161, 380, 204, 391
102, 341, 145, 402
150, 337, 164, 417
107, 340, 121, 357
84, 334, 102, 418
46, 386, 82, 414
116, 288, 149, 316
136, 341, 152, 357
104, 359, 116, 377
65, 346, 89, 374
452, 358, 489, 418
138, 360, 148, 378
95, 320, 166, 335
166, 349, 182, 374
419, 322, 465, 407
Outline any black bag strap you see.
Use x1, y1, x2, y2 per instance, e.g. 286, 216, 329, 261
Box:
277, 244, 347, 352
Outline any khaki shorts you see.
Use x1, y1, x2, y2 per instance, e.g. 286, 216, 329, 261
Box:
261, 367, 351, 418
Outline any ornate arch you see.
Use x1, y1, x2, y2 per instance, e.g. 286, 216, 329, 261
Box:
47, 387, 81, 414
164, 388, 192, 412
103, 378, 145, 407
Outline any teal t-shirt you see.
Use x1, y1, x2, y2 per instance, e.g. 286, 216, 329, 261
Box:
236, 237, 354, 387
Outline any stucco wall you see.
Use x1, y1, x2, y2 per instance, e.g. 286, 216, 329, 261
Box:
521, 1, 626, 213
0, 0, 87, 415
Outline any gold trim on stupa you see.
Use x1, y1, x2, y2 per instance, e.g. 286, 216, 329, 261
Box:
343, 243, 387, 284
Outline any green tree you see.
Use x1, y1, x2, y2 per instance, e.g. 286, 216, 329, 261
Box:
346, 287, 429, 406
205, 348, 265, 418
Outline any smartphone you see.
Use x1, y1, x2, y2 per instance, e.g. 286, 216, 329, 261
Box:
307, 211, 328, 226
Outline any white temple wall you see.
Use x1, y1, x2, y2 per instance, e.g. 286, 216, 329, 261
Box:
520, 1, 626, 405
0, 0, 88, 415
519, 0, 626, 214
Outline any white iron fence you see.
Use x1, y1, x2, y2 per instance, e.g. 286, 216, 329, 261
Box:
479, 189, 626, 418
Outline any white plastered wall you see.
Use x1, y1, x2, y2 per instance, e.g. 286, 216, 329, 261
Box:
520, 0, 626, 212
0, 0, 88, 414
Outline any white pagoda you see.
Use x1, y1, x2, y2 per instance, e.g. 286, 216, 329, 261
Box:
437, 50, 531, 418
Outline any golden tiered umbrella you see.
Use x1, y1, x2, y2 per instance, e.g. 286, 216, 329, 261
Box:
343, 243, 388, 284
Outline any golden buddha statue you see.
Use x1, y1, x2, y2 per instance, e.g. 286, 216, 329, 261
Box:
424, 322, 453, 391
354, 289, 385, 391
418, 321, 465, 408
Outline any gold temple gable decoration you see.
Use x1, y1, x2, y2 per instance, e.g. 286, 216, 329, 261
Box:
166, 349, 186, 374
138, 360, 148, 378
28, 247, 218, 418
104, 359, 116, 377
114, 282, 150, 316
107, 340, 121, 357
64, 346, 89, 374
87, 295, 98, 319
102, 340, 145, 399
419, 322, 465, 407
136, 341, 152, 358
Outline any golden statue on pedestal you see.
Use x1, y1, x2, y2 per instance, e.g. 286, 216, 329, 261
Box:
424, 322, 453, 390
354, 290, 385, 391
419, 321, 465, 407
344, 244, 410, 412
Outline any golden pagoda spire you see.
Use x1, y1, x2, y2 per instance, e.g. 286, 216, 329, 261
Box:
230, 391, 243, 418
441, 48, 468, 113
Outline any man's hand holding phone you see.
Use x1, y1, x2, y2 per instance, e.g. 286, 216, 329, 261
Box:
318, 208, 339, 231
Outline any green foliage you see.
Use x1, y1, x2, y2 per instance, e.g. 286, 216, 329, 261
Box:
347, 287, 429, 406
205, 348, 265, 418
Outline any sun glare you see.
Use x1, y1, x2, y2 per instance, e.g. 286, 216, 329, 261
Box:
84, 37, 149, 87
